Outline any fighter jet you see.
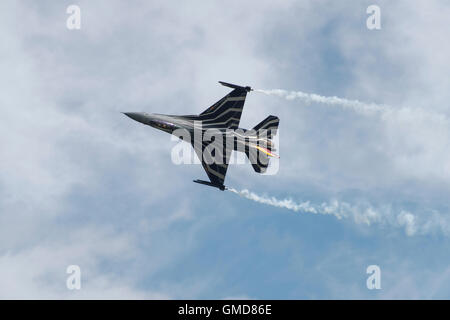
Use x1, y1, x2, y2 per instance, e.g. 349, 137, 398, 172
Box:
124, 81, 279, 191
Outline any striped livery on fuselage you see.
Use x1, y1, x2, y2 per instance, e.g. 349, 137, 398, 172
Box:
123, 81, 279, 191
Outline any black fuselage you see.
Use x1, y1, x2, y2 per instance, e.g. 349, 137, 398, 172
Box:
123, 112, 271, 155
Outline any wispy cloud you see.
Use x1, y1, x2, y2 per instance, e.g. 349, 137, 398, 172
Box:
2, 0, 450, 299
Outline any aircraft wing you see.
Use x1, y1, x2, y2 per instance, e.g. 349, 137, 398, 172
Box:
198, 81, 252, 130
191, 139, 232, 189
192, 81, 252, 190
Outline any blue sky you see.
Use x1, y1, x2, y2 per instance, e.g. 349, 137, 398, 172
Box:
1, 0, 450, 299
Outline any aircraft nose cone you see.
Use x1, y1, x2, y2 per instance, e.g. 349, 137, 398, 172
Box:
123, 112, 138, 120
123, 112, 148, 124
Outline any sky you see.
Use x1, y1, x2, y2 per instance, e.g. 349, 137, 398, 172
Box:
1, 0, 450, 299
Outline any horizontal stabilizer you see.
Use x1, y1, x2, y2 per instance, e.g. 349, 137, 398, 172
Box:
219, 81, 252, 92
193, 179, 226, 191
253, 115, 279, 131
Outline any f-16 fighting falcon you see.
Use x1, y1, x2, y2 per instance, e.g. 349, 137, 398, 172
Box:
124, 81, 279, 191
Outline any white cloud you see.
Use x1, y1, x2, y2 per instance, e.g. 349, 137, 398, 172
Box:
0, 226, 168, 299
2, 0, 450, 299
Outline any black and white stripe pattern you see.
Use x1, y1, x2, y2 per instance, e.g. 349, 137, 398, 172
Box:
191, 140, 231, 186
198, 88, 248, 130
253, 115, 279, 139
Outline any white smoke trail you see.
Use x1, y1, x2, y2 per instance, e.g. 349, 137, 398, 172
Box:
255, 89, 388, 115
247, 89, 450, 236
227, 187, 450, 237
227, 188, 382, 224
255, 89, 450, 125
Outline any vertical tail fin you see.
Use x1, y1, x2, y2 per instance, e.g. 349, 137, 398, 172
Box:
246, 115, 280, 173
253, 115, 279, 139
